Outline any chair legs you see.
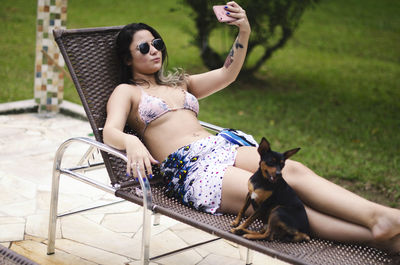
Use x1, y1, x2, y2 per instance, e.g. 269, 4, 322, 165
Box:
239, 245, 254, 265
47, 158, 61, 255
141, 204, 151, 265
46, 138, 155, 264
137, 173, 153, 265
245, 248, 254, 265
153, 213, 161, 226
47, 138, 119, 256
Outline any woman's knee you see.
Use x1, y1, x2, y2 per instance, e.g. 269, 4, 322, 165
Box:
283, 160, 311, 186
234, 146, 259, 173
284, 159, 305, 174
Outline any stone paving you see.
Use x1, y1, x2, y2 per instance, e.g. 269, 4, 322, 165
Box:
0, 109, 288, 265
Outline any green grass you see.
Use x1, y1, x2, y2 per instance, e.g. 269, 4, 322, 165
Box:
0, 1, 36, 102
1, 0, 399, 207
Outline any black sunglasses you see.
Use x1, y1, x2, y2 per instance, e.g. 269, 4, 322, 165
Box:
136, 38, 165, 54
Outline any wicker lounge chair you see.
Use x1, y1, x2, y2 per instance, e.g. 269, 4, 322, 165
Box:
47, 26, 398, 265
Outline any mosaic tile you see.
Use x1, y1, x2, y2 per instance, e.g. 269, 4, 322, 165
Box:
34, 0, 67, 114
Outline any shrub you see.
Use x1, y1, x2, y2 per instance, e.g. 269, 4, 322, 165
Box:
183, 0, 320, 75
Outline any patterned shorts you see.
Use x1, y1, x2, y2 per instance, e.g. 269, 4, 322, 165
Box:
160, 135, 238, 214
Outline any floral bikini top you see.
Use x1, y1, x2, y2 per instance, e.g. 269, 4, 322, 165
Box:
137, 88, 199, 135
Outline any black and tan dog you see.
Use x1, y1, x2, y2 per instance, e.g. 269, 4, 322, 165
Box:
230, 137, 310, 242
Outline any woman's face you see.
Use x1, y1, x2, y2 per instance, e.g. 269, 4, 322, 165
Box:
129, 30, 163, 77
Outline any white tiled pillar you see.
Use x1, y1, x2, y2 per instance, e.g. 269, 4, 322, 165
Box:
34, 0, 67, 115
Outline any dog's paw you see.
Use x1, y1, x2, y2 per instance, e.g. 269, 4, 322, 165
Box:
243, 233, 267, 240
242, 234, 252, 239
293, 233, 310, 242
230, 227, 246, 235
230, 227, 238, 234
230, 221, 240, 228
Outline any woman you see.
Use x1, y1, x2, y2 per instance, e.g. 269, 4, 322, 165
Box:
103, 1, 400, 253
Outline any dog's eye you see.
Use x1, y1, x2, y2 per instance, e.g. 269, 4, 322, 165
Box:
266, 158, 276, 166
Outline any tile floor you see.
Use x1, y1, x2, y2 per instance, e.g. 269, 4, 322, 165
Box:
0, 111, 288, 265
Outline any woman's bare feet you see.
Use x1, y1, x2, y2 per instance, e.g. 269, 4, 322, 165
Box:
371, 208, 400, 241
369, 207, 400, 254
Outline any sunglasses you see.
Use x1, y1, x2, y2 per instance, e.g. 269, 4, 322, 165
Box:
136, 38, 165, 54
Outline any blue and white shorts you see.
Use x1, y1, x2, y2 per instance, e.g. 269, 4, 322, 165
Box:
160, 135, 238, 214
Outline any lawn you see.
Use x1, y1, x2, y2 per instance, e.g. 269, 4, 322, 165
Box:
1, 0, 399, 207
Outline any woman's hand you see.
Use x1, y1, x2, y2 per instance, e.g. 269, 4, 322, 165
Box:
224, 1, 251, 34
124, 134, 159, 180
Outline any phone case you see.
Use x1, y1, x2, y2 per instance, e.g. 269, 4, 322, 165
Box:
213, 5, 236, 22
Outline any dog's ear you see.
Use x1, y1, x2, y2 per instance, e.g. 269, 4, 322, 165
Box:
258, 137, 271, 155
283, 147, 300, 160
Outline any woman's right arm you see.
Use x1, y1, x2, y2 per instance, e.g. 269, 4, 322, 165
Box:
103, 84, 157, 179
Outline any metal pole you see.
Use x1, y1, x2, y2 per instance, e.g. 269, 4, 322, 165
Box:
137, 168, 153, 265
47, 140, 65, 254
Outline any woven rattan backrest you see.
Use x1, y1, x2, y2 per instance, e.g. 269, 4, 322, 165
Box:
54, 26, 132, 185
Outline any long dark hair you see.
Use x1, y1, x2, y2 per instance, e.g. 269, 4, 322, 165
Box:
116, 23, 186, 86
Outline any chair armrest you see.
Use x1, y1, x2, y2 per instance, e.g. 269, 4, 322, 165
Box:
54, 137, 153, 210
199, 121, 224, 133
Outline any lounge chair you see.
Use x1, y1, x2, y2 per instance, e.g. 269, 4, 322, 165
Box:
0, 244, 39, 265
47, 26, 398, 265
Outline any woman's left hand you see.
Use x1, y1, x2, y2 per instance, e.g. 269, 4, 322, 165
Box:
224, 1, 251, 34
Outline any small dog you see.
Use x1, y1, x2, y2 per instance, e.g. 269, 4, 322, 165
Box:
230, 137, 310, 242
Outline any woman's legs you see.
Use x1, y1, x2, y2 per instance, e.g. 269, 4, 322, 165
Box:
282, 159, 400, 242
220, 146, 400, 252
305, 206, 400, 252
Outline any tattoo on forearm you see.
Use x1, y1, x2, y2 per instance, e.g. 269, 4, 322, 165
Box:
224, 49, 234, 68
224, 39, 244, 69
235, 41, 244, 49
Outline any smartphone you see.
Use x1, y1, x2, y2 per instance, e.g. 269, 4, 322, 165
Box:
213, 5, 237, 23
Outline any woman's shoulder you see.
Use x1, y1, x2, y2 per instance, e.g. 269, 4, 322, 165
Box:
108, 83, 141, 104
114, 83, 136, 91
112, 83, 141, 96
